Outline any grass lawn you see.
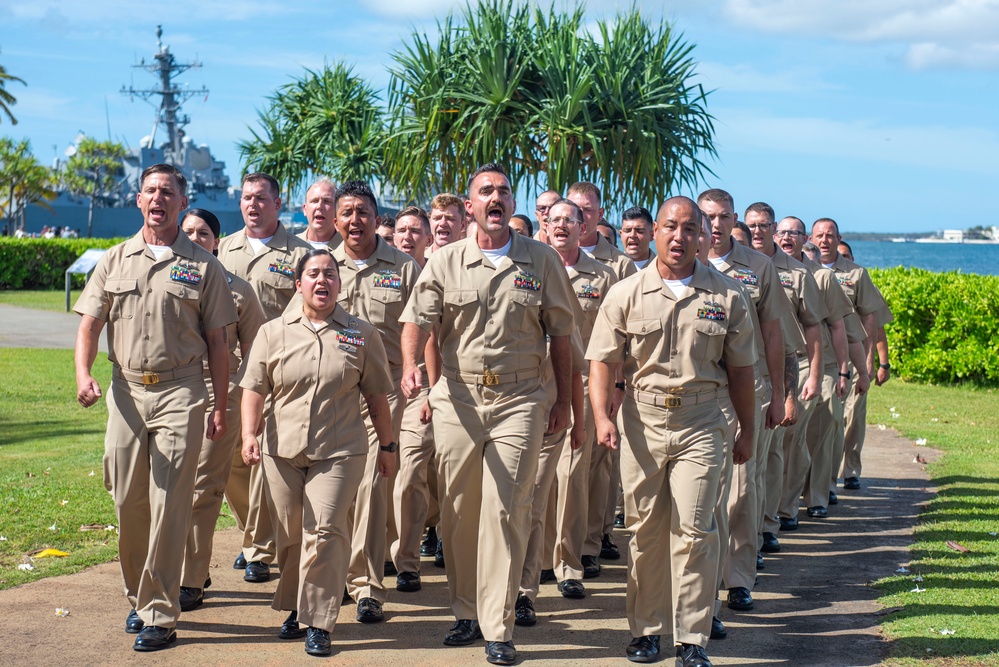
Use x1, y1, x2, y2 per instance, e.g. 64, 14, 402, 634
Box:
868, 380, 999, 666
0, 289, 85, 313
0, 348, 232, 589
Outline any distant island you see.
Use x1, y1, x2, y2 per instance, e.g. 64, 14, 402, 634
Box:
843, 225, 998, 244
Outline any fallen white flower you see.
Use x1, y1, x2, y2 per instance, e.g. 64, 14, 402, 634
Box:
17, 563, 34, 571
892, 414, 901, 419
877, 424, 887, 430
913, 575, 923, 582
88, 470, 95, 476
939, 629, 955, 635
105, 525, 116, 531
0, 535, 7, 541
48, 523, 57, 531
989, 532, 997, 537
915, 438, 927, 446
59, 500, 69, 506
930, 418, 939, 422
55, 608, 70, 617
911, 586, 926, 593
890, 406, 897, 412
895, 566, 909, 574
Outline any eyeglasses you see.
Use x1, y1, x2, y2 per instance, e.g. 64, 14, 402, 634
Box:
774, 230, 806, 238
547, 216, 580, 226
746, 223, 772, 232
536, 204, 553, 212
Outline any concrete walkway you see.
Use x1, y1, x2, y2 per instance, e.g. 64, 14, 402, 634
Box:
0, 304, 106, 352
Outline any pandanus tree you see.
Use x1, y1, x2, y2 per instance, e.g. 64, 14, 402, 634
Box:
0, 63, 25, 126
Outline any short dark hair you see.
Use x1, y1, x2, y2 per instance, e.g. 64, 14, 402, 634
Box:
697, 188, 734, 209
242, 172, 280, 198
548, 198, 583, 225
567, 181, 602, 204
745, 201, 775, 222
813, 217, 841, 236
378, 215, 396, 229
295, 248, 337, 282
141, 164, 187, 192
183, 208, 221, 239
838, 240, 853, 256
622, 206, 653, 228
335, 179, 379, 215
597, 219, 618, 246
466, 163, 509, 195
734, 221, 751, 237
511, 214, 533, 237
397, 206, 431, 234
780, 216, 806, 233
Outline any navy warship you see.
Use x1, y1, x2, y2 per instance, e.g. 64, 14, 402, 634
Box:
23, 26, 244, 237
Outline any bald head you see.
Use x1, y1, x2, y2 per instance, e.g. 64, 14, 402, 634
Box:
656, 196, 700, 223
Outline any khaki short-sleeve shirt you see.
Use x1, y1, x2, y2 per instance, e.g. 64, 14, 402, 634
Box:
771, 250, 825, 356
74, 231, 236, 371
401, 232, 576, 376
586, 260, 757, 394
240, 304, 393, 460
589, 233, 638, 282
802, 257, 856, 368
567, 251, 619, 346
827, 254, 884, 318
225, 272, 266, 381
217, 225, 312, 321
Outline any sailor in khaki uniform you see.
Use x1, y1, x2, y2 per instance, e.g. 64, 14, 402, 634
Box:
400, 164, 576, 666
178, 209, 266, 612
587, 196, 756, 667
217, 172, 312, 581
240, 249, 395, 658
74, 164, 236, 651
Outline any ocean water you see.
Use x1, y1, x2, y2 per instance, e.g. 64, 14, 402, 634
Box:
844, 240, 999, 276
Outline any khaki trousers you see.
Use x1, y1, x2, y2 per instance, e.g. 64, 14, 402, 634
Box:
429, 377, 553, 642
182, 381, 242, 588
841, 388, 868, 481
585, 409, 623, 557
265, 450, 366, 631
391, 385, 435, 573
520, 426, 568, 599
104, 374, 207, 629
775, 363, 819, 525
803, 369, 848, 508
712, 392, 737, 616
554, 385, 595, 581
347, 385, 406, 602
621, 397, 724, 647
226, 395, 278, 565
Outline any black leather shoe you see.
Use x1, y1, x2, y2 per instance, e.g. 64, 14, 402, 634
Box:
356, 597, 384, 623
125, 609, 144, 634
626, 635, 660, 663
305, 627, 332, 656
614, 512, 625, 528
843, 477, 861, 490
396, 571, 421, 592
434, 539, 445, 568
807, 506, 828, 518
829, 490, 839, 505
600, 533, 621, 560
514, 593, 536, 627
342, 588, 353, 605
444, 619, 482, 646
710, 616, 727, 640
133, 626, 177, 652
233, 552, 247, 569
204, 576, 212, 590
558, 578, 586, 599
421, 526, 438, 557
727, 587, 754, 611
676, 643, 712, 667
539, 568, 556, 584
244, 560, 270, 582
179, 586, 203, 612
779, 516, 798, 531
760, 532, 780, 553
756, 552, 765, 570
279, 610, 307, 640
486, 640, 517, 665
582, 555, 601, 579
384, 560, 398, 577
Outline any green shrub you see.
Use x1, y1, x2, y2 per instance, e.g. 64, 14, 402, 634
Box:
0, 237, 124, 289
871, 267, 999, 386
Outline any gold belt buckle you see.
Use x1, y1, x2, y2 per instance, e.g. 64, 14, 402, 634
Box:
663, 394, 681, 409
141, 372, 160, 385
482, 369, 499, 386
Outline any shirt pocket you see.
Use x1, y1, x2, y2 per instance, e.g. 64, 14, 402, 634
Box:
258, 270, 297, 313
107, 279, 138, 321
444, 289, 478, 333
625, 317, 661, 364
692, 318, 727, 362
370, 287, 404, 325
510, 288, 543, 332
162, 281, 198, 322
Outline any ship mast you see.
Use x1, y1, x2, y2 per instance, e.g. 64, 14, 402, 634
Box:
120, 25, 209, 160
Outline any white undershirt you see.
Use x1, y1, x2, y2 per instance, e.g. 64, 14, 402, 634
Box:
708, 248, 732, 270
634, 258, 651, 269
579, 243, 597, 257
822, 262, 835, 269
309, 240, 329, 250
662, 275, 693, 298
353, 258, 368, 269
146, 244, 170, 260
480, 237, 512, 267
247, 235, 273, 254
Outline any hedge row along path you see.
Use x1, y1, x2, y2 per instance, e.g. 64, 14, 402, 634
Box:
0, 302, 936, 665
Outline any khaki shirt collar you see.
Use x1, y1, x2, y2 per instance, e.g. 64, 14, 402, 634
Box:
831, 253, 859, 272
638, 258, 709, 301
123, 228, 198, 262
461, 229, 531, 269
569, 248, 604, 277
724, 239, 755, 270
333, 234, 395, 272
283, 301, 353, 332
592, 233, 618, 261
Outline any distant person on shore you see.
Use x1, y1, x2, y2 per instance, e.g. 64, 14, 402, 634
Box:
298, 179, 341, 250
73, 164, 236, 651
620, 206, 655, 269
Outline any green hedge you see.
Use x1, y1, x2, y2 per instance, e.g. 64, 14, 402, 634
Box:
0, 237, 125, 289
871, 267, 999, 387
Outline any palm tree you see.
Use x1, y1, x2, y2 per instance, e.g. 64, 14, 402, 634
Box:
0, 138, 57, 234
0, 63, 26, 126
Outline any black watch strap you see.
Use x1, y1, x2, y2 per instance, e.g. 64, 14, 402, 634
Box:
379, 441, 397, 453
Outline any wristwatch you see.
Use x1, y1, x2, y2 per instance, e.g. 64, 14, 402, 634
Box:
614, 381, 626, 391
379, 441, 397, 453
838, 371, 852, 379
879, 363, 891, 370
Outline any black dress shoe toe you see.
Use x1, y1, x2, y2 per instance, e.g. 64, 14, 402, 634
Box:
280, 610, 307, 640
233, 552, 247, 569
829, 490, 839, 505
444, 619, 482, 646
434, 539, 446, 568
614, 512, 625, 528
807, 505, 828, 518
843, 477, 861, 490
756, 552, 765, 570
626, 635, 660, 663
125, 609, 144, 634
179, 586, 203, 612
420, 526, 438, 557
600, 533, 621, 560
760, 532, 780, 553
558, 579, 586, 599
486, 640, 517, 665
384, 560, 398, 577
305, 627, 332, 656
396, 571, 422, 592
133, 626, 177, 652
356, 597, 384, 623
581, 555, 601, 579
677, 642, 712, 667
514, 593, 536, 627
244, 560, 270, 582
779, 516, 798, 531
727, 586, 754, 611
710, 616, 727, 640
538, 568, 556, 584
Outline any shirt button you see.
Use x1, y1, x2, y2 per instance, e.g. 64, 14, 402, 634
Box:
302, 424, 307, 429
147, 289, 152, 294
144, 335, 150, 340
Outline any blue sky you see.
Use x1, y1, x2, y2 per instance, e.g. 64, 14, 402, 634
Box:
2, 0, 997, 234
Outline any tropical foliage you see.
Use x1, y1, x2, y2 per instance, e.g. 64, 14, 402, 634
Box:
60, 137, 128, 237
0, 137, 57, 233
0, 63, 26, 125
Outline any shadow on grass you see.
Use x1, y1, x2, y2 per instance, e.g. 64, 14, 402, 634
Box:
0, 420, 104, 447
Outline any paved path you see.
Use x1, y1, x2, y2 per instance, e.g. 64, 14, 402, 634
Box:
0, 304, 106, 352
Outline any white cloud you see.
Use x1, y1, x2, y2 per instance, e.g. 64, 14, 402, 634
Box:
695, 62, 840, 92
905, 41, 999, 69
